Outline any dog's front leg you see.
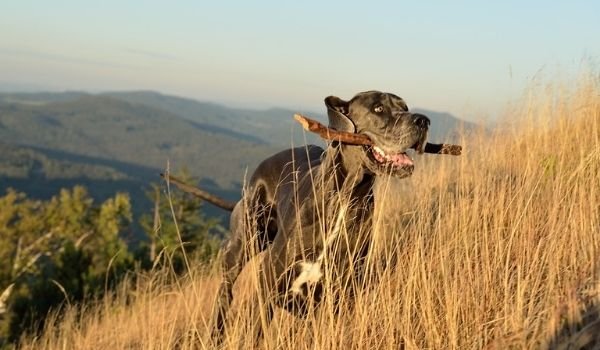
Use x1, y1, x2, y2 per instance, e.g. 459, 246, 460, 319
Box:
247, 248, 287, 347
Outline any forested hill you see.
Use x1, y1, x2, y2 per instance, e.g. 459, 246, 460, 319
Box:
0, 94, 286, 189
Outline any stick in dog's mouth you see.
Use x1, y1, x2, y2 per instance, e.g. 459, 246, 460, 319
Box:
293, 114, 462, 156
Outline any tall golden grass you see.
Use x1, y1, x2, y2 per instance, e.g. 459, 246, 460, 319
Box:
20, 73, 599, 349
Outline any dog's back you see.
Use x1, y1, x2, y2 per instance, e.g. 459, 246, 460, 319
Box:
235, 144, 324, 249
246, 144, 325, 209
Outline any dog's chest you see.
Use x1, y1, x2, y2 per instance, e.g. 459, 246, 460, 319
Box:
288, 202, 372, 299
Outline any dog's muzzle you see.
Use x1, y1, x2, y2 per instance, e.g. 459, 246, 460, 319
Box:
364, 113, 430, 176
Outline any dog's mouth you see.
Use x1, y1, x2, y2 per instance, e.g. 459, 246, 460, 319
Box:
361, 124, 428, 177
370, 145, 414, 168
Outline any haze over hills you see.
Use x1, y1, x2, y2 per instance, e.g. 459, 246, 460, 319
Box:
0, 90, 477, 228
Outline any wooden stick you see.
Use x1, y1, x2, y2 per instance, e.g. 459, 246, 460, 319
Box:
294, 114, 462, 155
422, 143, 462, 155
294, 114, 373, 145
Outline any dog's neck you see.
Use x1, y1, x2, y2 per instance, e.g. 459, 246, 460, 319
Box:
321, 143, 375, 201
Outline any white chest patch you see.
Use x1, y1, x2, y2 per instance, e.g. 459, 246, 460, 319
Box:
290, 261, 323, 294
290, 204, 348, 296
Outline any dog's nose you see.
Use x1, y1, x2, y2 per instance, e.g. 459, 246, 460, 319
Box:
413, 114, 430, 128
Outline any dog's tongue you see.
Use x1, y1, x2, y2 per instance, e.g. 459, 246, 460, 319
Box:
390, 153, 413, 166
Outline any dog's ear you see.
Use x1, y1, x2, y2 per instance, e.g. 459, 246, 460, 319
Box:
325, 96, 356, 133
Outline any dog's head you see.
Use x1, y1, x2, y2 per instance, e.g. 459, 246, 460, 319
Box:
325, 91, 429, 178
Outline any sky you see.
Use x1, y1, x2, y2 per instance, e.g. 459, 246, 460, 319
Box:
0, 1, 598, 120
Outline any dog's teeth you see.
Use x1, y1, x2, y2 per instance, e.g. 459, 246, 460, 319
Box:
373, 146, 384, 155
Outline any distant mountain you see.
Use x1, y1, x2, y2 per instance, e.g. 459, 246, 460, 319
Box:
103, 91, 325, 147
0, 90, 478, 231
0, 94, 281, 189
0, 91, 88, 105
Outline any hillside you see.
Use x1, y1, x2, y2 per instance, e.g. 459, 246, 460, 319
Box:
103, 91, 306, 146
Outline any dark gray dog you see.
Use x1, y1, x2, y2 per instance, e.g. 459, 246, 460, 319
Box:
210, 91, 430, 344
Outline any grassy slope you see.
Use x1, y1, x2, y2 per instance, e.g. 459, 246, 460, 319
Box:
19, 75, 600, 349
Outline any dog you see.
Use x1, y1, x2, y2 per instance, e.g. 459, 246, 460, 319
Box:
209, 91, 430, 344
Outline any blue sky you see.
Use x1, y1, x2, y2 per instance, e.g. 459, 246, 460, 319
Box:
0, 1, 597, 120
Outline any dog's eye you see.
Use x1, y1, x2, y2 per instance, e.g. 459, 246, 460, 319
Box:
373, 105, 384, 113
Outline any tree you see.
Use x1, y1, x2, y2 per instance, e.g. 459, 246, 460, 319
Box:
0, 186, 133, 344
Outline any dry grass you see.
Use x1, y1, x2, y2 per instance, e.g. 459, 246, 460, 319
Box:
20, 73, 600, 349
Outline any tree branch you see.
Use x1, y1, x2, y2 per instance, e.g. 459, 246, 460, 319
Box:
160, 173, 237, 211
